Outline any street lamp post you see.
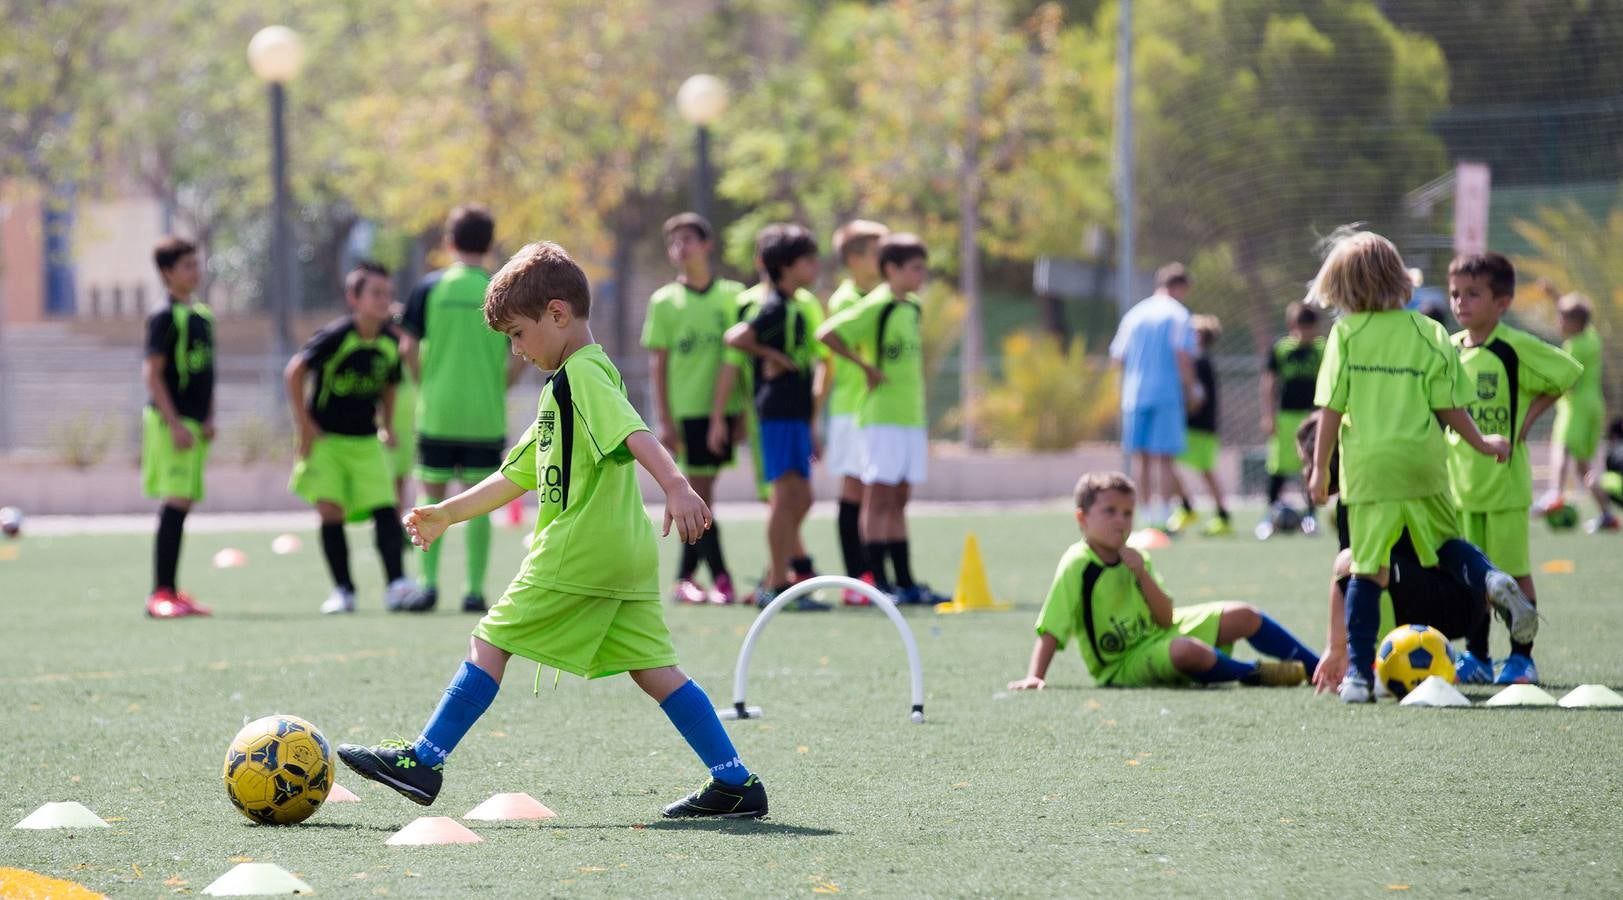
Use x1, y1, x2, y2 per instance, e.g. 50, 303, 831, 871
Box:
248, 25, 305, 394
676, 74, 729, 224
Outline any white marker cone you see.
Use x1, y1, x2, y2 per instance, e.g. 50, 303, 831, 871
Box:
202, 862, 315, 896
1558, 684, 1623, 708
1484, 684, 1558, 707
464, 792, 557, 821
13, 801, 109, 829
1400, 676, 1472, 707
386, 816, 482, 845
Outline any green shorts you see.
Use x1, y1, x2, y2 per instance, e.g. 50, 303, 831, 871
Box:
1458, 508, 1531, 578
141, 407, 210, 502
1554, 400, 1603, 461
1102, 602, 1233, 687
289, 434, 397, 522
1346, 494, 1458, 575
1267, 410, 1309, 476
1179, 429, 1219, 473
474, 584, 678, 679
390, 381, 418, 480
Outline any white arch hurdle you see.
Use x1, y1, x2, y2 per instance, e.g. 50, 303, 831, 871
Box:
716, 575, 926, 724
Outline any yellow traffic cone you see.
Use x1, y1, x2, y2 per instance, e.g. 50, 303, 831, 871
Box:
936, 533, 1011, 613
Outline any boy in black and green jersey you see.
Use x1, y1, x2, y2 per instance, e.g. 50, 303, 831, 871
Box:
286, 262, 424, 615
141, 236, 215, 619
1446, 253, 1581, 685
816, 233, 948, 604
723, 224, 831, 612
1259, 302, 1324, 537
339, 242, 766, 820
401, 204, 522, 614
641, 213, 747, 605
1307, 231, 1533, 704
824, 220, 890, 603
1009, 472, 1315, 690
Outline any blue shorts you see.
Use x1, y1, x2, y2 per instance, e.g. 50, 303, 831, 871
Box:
759, 418, 813, 483
1122, 403, 1187, 456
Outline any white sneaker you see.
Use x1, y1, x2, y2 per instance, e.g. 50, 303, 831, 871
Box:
1485, 571, 1539, 645
384, 577, 428, 612
1338, 670, 1373, 704
320, 587, 356, 615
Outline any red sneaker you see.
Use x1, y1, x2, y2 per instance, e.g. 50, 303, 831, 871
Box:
175, 591, 213, 616
672, 579, 708, 605
708, 573, 737, 605
843, 572, 877, 606
146, 588, 206, 618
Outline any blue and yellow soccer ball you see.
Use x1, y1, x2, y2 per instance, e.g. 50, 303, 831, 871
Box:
222, 714, 334, 825
1375, 624, 1457, 699
1545, 502, 1579, 532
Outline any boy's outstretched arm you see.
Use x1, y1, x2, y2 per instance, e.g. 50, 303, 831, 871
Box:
1009, 633, 1059, 691
626, 430, 711, 544
1314, 567, 1350, 694
1437, 408, 1511, 462
405, 471, 526, 550
1309, 408, 1342, 506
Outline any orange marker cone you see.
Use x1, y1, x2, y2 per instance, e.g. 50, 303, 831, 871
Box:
385, 816, 482, 846
464, 792, 557, 821
936, 534, 1011, 614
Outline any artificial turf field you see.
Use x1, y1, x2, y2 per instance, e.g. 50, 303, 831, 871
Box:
2, 506, 1621, 898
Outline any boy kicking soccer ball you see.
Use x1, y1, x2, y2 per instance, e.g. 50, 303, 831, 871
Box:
1008, 472, 1318, 690
338, 242, 766, 819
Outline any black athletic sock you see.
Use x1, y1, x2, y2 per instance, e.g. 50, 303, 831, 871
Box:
865, 542, 892, 587
837, 501, 866, 577
1217, 506, 1230, 522
153, 504, 188, 592
1267, 475, 1285, 506
678, 535, 702, 580
889, 540, 916, 589
1180, 496, 1194, 513
790, 556, 814, 578
373, 507, 405, 583
320, 521, 354, 592
701, 523, 728, 578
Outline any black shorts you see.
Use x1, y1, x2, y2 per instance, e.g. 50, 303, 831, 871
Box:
677, 415, 741, 474
1387, 548, 1483, 641
417, 437, 505, 482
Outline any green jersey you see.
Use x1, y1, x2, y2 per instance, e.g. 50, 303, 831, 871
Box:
1446, 323, 1582, 511
1034, 541, 1167, 682
403, 262, 508, 442
826, 279, 873, 417
144, 299, 215, 422
1559, 324, 1604, 412
1315, 311, 1470, 503
640, 278, 747, 420
819, 283, 926, 428
500, 344, 658, 600
1269, 335, 1325, 412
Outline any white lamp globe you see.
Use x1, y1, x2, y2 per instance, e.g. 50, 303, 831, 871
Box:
676, 74, 730, 127
248, 26, 306, 83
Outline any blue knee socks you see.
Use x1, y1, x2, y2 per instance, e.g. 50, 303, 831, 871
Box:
660, 680, 750, 785
413, 660, 500, 765
1345, 576, 1383, 680
1248, 614, 1321, 674
1192, 650, 1259, 684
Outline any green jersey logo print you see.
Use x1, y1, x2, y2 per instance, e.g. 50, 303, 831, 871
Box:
1476, 371, 1498, 401
538, 410, 556, 453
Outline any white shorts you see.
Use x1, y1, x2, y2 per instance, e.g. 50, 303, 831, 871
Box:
861, 425, 928, 486
825, 414, 864, 479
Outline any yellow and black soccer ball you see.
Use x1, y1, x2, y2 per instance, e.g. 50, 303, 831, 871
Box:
1374, 624, 1456, 699
222, 714, 334, 825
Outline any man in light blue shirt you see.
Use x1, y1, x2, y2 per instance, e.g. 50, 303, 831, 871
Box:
1110, 263, 1200, 527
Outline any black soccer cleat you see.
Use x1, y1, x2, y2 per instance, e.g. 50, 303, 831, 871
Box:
336, 740, 442, 806
462, 593, 487, 614
661, 774, 768, 819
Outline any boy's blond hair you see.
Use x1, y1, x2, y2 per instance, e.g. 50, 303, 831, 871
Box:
1306, 230, 1412, 314
1558, 292, 1593, 328
484, 241, 592, 329
833, 219, 889, 264
1191, 314, 1222, 348
1074, 471, 1137, 511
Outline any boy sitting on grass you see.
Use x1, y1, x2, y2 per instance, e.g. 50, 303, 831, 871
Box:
1009, 472, 1319, 690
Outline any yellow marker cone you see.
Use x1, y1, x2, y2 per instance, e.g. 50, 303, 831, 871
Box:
936, 534, 1010, 614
